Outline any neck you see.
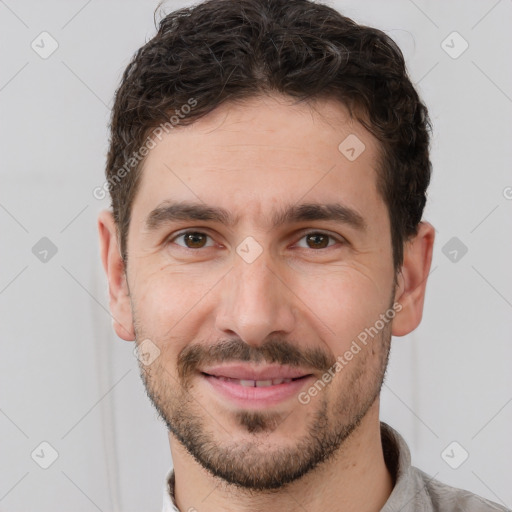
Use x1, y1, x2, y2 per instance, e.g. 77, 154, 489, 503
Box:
169, 405, 393, 512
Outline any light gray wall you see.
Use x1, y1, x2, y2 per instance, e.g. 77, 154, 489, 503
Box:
1, 1, 511, 511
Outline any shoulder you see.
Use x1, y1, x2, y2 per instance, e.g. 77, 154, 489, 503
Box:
413, 467, 510, 512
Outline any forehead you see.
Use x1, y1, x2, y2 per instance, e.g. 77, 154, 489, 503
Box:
131, 94, 386, 233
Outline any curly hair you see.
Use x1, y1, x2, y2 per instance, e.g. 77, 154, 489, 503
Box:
105, 0, 432, 273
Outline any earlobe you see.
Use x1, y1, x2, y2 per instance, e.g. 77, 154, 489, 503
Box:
97, 210, 135, 341
392, 221, 435, 337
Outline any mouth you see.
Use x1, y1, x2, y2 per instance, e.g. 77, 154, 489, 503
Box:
201, 373, 309, 387
198, 364, 315, 408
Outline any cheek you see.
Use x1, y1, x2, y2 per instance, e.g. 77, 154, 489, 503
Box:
290, 265, 391, 348
133, 269, 218, 342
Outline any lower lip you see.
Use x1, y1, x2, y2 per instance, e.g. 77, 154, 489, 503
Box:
201, 373, 314, 408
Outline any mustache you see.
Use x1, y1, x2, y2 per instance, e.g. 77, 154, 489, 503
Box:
177, 338, 337, 381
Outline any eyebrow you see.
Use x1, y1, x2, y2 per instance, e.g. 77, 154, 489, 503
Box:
144, 200, 367, 233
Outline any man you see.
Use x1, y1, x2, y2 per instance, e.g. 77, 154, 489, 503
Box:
98, 0, 508, 510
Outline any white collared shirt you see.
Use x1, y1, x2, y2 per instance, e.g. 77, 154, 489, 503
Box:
161, 466, 178, 512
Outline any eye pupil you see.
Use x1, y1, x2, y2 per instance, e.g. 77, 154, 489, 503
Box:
307, 233, 329, 249
185, 232, 207, 248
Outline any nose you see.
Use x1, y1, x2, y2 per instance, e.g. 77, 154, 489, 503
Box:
214, 250, 297, 347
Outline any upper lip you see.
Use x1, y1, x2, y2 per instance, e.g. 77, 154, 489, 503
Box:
200, 363, 313, 380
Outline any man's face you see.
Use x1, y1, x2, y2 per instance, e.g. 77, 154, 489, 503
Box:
124, 95, 397, 489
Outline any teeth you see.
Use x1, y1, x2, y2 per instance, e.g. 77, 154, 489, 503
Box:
272, 378, 292, 385
226, 377, 294, 387
255, 380, 273, 387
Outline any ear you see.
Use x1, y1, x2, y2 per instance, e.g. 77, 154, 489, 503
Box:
392, 221, 435, 337
97, 210, 135, 341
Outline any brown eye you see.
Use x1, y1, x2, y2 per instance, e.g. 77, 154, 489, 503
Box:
296, 231, 341, 250
171, 231, 213, 249
306, 233, 330, 249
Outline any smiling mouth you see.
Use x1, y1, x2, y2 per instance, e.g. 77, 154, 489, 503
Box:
201, 372, 311, 387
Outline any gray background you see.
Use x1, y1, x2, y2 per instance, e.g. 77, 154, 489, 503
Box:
1, 0, 511, 511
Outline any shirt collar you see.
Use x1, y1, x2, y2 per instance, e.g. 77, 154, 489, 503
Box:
161, 466, 179, 512
162, 421, 409, 512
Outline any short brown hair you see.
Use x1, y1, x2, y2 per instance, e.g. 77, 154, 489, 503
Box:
105, 0, 432, 272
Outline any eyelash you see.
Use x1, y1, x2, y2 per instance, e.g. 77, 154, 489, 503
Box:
167, 230, 344, 251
